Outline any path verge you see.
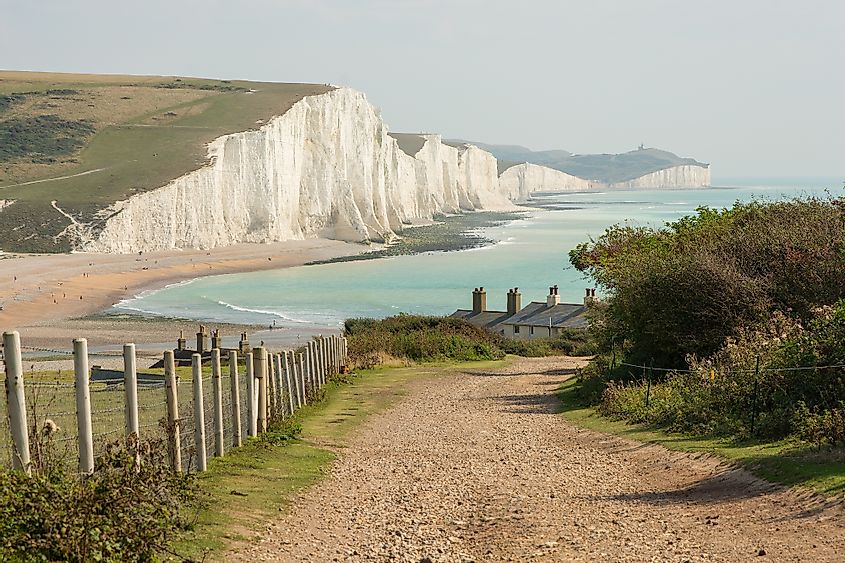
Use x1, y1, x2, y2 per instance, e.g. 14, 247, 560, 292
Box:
557, 378, 845, 496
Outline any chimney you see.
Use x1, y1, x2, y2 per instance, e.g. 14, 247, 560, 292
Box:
239, 332, 251, 355
507, 287, 522, 316
547, 285, 560, 307
177, 330, 186, 351
196, 325, 209, 353
211, 329, 222, 350
472, 288, 481, 314
478, 286, 487, 313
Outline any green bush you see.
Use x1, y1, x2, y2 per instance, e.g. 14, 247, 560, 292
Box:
345, 315, 504, 368
0, 436, 197, 562
345, 315, 596, 368
570, 196, 845, 443
570, 197, 845, 367
594, 301, 845, 439
0, 114, 95, 162
793, 402, 845, 448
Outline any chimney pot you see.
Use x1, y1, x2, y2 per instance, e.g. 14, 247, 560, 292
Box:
547, 285, 560, 307
508, 286, 521, 316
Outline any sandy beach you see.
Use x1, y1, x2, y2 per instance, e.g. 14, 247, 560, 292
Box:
0, 238, 367, 351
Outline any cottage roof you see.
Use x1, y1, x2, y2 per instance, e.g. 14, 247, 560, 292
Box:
501, 301, 589, 329
450, 309, 512, 330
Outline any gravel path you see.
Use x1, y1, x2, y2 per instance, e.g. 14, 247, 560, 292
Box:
231, 357, 844, 562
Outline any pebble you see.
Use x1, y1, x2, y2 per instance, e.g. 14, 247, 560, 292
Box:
228, 357, 845, 562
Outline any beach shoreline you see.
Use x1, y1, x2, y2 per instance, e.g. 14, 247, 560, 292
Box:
0, 238, 368, 350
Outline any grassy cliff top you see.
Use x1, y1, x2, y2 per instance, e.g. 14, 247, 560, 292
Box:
451, 139, 708, 184
0, 70, 332, 252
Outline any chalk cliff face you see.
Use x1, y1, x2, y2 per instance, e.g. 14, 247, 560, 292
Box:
608, 165, 711, 189
79, 88, 710, 254
81, 89, 517, 253
499, 163, 597, 199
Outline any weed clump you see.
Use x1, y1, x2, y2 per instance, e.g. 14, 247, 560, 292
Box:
0, 435, 198, 562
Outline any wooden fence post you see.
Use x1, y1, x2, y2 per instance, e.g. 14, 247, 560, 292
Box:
334, 335, 340, 373
123, 343, 140, 438
308, 345, 316, 395
318, 338, 326, 386
333, 336, 338, 371
267, 351, 277, 420
324, 336, 331, 377
283, 351, 295, 413
228, 350, 242, 448
192, 353, 207, 471
211, 349, 224, 457
273, 353, 284, 416
315, 340, 321, 388
73, 338, 94, 475
305, 340, 317, 394
245, 352, 256, 437
298, 353, 307, 405
254, 347, 267, 433
3, 331, 30, 473
164, 350, 181, 473
309, 342, 317, 390
325, 337, 331, 380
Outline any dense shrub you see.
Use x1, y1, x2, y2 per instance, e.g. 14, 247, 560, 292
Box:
345, 315, 505, 368
0, 114, 95, 162
0, 436, 197, 562
499, 328, 597, 357
570, 196, 845, 442
570, 198, 845, 367
594, 301, 845, 439
344, 315, 595, 368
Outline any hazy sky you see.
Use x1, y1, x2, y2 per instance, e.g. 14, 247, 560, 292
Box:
3, 0, 843, 178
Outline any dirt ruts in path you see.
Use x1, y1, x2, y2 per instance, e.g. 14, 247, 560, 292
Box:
230, 357, 844, 562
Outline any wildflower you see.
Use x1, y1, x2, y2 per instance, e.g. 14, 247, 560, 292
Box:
42, 418, 60, 437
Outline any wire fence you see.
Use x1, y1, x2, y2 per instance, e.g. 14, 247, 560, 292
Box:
611, 356, 845, 435
0, 332, 348, 475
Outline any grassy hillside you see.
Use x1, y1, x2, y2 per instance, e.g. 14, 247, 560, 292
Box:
0, 71, 332, 252
451, 139, 708, 184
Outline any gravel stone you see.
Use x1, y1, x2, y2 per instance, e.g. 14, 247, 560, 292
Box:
229, 357, 845, 562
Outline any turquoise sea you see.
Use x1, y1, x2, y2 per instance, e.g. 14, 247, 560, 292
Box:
116, 178, 841, 341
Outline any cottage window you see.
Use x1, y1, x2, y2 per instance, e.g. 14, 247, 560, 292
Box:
514, 325, 520, 334
530, 326, 534, 335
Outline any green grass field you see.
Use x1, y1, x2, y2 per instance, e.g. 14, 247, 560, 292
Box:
0, 70, 331, 252
556, 378, 845, 496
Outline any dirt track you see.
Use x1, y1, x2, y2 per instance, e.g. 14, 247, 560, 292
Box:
231, 357, 844, 562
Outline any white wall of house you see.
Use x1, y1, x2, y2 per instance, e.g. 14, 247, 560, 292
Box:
504, 324, 555, 340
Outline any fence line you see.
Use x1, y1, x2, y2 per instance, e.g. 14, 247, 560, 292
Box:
1, 331, 349, 475
619, 360, 845, 375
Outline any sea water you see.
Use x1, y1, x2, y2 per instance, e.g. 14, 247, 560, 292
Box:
116, 178, 841, 336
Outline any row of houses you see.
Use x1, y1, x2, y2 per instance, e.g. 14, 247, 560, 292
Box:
451, 286, 595, 339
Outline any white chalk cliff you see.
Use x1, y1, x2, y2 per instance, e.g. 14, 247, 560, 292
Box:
82, 89, 521, 253
79, 87, 709, 253
499, 163, 597, 199
608, 165, 710, 189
